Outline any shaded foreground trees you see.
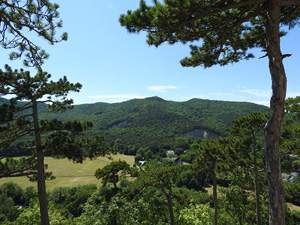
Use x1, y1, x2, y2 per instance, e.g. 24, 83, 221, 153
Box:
120, 1, 300, 224
0, 66, 106, 225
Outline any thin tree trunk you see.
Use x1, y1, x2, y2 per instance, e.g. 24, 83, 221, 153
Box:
167, 191, 175, 225
254, 174, 262, 225
162, 186, 175, 225
252, 132, 262, 225
212, 170, 218, 225
33, 100, 50, 225
265, 1, 286, 224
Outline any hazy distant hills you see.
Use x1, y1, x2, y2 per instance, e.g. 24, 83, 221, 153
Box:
36, 97, 268, 147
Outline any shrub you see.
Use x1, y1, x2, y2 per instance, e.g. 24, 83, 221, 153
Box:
50, 185, 97, 217
284, 182, 300, 206
0, 182, 25, 205
179, 204, 212, 225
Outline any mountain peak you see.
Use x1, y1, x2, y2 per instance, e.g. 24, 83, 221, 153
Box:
144, 96, 166, 102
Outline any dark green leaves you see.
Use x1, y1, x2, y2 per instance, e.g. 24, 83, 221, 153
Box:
0, 0, 67, 66
120, 0, 300, 67
95, 161, 131, 187
0, 65, 81, 104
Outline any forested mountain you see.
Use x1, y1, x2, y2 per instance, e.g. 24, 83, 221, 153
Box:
35, 97, 268, 147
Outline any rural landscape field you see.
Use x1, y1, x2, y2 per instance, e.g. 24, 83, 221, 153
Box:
1, 1, 300, 225
0, 155, 134, 190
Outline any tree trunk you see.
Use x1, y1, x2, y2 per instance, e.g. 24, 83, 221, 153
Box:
254, 176, 262, 225
212, 170, 218, 225
252, 135, 262, 225
33, 100, 50, 225
265, 1, 286, 224
163, 187, 175, 225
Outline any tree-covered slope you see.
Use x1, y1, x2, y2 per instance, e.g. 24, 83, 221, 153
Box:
37, 97, 268, 147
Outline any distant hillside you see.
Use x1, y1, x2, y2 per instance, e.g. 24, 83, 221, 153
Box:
34, 97, 268, 147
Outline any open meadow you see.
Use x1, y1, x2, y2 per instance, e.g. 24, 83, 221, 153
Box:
0, 154, 134, 190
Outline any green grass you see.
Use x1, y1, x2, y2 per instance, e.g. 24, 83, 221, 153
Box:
0, 154, 134, 190
288, 203, 300, 212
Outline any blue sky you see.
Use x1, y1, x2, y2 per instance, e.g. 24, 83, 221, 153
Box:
0, 0, 299, 106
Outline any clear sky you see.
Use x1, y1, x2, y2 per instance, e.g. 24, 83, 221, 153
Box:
0, 0, 299, 106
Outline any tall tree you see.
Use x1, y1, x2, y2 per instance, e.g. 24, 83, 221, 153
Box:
120, 1, 300, 224
191, 138, 234, 225
0, 0, 67, 66
135, 161, 180, 225
0, 66, 105, 225
231, 112, 268, 225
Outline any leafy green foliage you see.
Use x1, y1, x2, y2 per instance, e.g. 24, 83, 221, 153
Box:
282, 97, 300, 157
221, 185, 268, 225
95, 161, 132, 188
50, 185, 97, 217
13, 204, 74, 225
0, 183, 36, 223
179, 204, 212, 225
287, 209, 300, 225
230, 112, 268, 187
0, 157, 36, 178
284, 182, 300, 206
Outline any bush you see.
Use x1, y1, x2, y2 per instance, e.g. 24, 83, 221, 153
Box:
0, 183, 33, 222
0, 182, 25, 205
23, 187, 37, 206
174, 187, 210, 205
284, 182, 300, 206
0, 193, 18, 222
50, 185, 97, 217
14, 204, 75, 225
179, 204, 212, 225
287, 209, 300, 225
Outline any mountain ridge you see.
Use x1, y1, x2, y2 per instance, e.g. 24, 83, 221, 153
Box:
34, 96, 269, 147
0, 96, 269, 148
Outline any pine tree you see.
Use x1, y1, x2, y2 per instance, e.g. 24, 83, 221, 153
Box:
135, 162, 180, 225
120, 1, 300, 224
95, 160, 131, 189
0, 65, 106, 225
191, 138, 235, 225
231, 112, 269, 225
0, 0, 67, 66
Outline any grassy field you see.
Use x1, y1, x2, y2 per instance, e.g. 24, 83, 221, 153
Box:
0, 154, 134, 190
288, 203, 300, 212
